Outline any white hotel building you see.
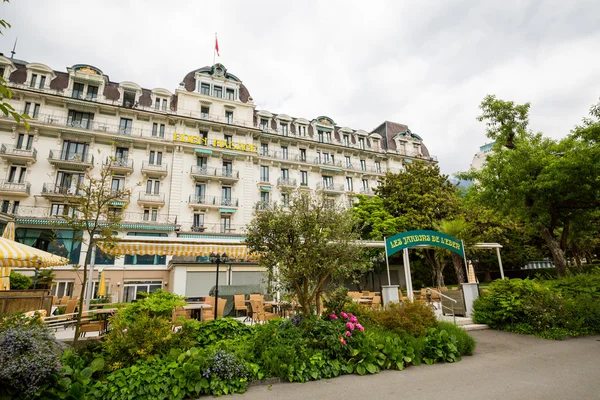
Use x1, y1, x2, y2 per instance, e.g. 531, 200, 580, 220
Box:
0, 57, 436, 301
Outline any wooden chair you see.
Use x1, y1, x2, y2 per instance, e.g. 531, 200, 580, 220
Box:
78, 321, 103, 337
250, 299, 277, 323
371, 296, 381, 309
234, 294, 248, 317
201, 308, 214, 322
348, 292, 362, 300
362, 291, 370, 296
216, 298, 227, 317
52, 296, 58, 305
59, 296, 70, 305
71, 295, 79, 302
172, 306, 191, 329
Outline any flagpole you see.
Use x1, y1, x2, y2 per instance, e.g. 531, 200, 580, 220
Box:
213, 33, 216, 64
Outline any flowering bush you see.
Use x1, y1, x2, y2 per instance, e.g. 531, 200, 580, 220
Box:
0, 319, 64, 397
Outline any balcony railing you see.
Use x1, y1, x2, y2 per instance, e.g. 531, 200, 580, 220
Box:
48, 150, 94, 165
104, 157, 133, 170
190, 166, 217, 178
277, 177, 297, 187
0, 180, 31, 195
141, 161, 168, 175
187, 222, 245, 234
42, 183, 83, 197
314, 157, 343, 168
359, 188, 374, 195
215, 168, 239, 179
316, 183, 345, 193
255, 201, 273, 211
0, 144, 37, 161
138, 192, 165, 203
188, 195, 239, 207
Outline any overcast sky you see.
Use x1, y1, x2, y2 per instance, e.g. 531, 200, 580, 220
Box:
2, 0, 599, 175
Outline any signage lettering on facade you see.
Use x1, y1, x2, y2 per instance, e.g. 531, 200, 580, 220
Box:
385, 230, 464, 256
173, 133, 257, 153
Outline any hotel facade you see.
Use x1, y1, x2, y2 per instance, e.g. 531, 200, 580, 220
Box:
0, 56, 436, 302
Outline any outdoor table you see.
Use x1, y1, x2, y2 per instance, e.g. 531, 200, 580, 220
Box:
353, 298, 372, 304
183, 303, 212, 321
94, 308, 117, 335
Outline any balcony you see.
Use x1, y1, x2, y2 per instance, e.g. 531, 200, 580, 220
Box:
188, 195, 239, 210
359, 188, 375, 196
255, 201, 274, 212
316, 182, 345, 195
187, 222, 245, 235
0, 180, 31, 197
104, 157, 134, 174
0, 144, 37, 163
141, 161, 168, 177
48, 150, 94, 170
137, 192, 165, 207
215, 168, 240, 184
41, 183, 84, 201
190, 166, 217, 181
277, 177, 297, 190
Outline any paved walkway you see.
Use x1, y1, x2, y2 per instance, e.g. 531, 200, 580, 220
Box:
238, 330, 600, 400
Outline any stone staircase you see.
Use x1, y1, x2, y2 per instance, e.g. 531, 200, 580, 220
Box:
435, 305, 489, 332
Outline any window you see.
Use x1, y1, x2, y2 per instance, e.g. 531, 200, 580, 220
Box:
8, 166, 26, 183
193, 214, 205, 231
301, 171, 308, 186
123, 91, 136, 107
146, 179, 160, 194
200, 106, 210, 119
51, 281, 74, 298
152, 123, 165, 137
362, 179, 369, 190
12, 200, 19, 214
29, 73, 38, 88
260, 143, 268, 156
200, 83, 210, 95
86, 85, 98, 100
322, 176, 333, 188
221, 186, 232, 202
149, 151, 162, 165
0, 66, 5, 79
346, 177, 353, 192
281, 146, 288, 160
317, 131, 324, 143
281, 193, 289, 206
260, 166, 269, 182
95, 245, 115, 265
196, 156, 207, 168
153, 97, 167, 110
375, 161, 381, 173
280, 124, 288, 136
119, 118, 133, 135
325, 132, 332, 143
194, 183, 206, 201
50, 203, 72, 217
226, 88, 235, 100
260, 191, 270, 204
16, 134, 33, 150
224, 134, 233, 144
281, 168, 289, 180
1, 200, 10, 213
37, 75, 46, 89
343, 135, 349, 146
115, 147, 129, 162
345, 156, 351, 168
360, 159, 366, 171
16, 229, 82, 264
61, 140, 89, 161
222, 161, 232, 177
300, 148, 307, 162
123, 281, 163, 302
213, 85, 222, 98
67, 110, 94, 129
199, 130, 208, 140
220, 216, 231, 233
225, 111, 233, 124
260, 118, 269, 130
111, 176, 125, 192
55, 171, 84, 194
143, 208, 158, 222
24, 102, 40, 118
72, 82, 84, 99
359, 137, 365, 150
298, 125, 306, 136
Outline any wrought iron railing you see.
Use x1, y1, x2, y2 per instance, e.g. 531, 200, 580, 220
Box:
0, 144, 37, 160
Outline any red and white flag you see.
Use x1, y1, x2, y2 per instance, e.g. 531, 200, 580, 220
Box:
215, 35, 220, 57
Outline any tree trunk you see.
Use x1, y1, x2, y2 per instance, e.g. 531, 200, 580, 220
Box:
451, 253, 466, 284
434, 256, 445, 288
73, 239, 94, 345
540, 228, 568, 276
573, 249, 583, 273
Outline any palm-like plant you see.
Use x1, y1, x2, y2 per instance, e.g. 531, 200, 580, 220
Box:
434, 218, 478, 284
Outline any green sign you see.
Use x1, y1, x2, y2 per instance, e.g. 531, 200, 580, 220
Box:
385, 230, 464, 257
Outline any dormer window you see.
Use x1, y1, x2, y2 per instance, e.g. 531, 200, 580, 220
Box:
213, 86, 222, 98
29, 74, 38, 88
0, 66, 5, 79
260, 118, 269, 131
280, 123, 288, 136
200, 83, 210, 95
154, 97, 167, 111
298, 125, 307, 137
226, 88, 235, 100
317, 131, 324, 143
123, 91, 136, 107
358, 137, 365, 150
343, 135, 349, 147
73, 82, 98, 100
325, 132, 331, 143
87, 85, 98, 101
72, 83, 84, 99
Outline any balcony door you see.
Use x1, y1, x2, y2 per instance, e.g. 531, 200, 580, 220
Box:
56, 171, 83, 194
195, 184, 206, 201
61, 141, 88, 161
222, 186, 232, 205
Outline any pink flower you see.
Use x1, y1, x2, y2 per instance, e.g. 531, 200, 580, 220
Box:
329, 314, 338, 320
339, 337, 346, 344
346, 322, 355, 330
356, 323, 364, 331
345, 330, 352, 337
349, 315, 358, 323
340, 312, 348, 319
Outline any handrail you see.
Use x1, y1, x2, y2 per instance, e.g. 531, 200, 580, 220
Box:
428, 288, 456, 324
428, 288, 457, 303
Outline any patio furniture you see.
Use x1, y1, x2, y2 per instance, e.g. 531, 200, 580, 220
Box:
183, 303, 212, 321
59, 296, 70, 305
172, 306, 191, 329
371, 296, 381, 309
249, 299, 277, 324
234, 294, 248, 317
78, 321, 103, 338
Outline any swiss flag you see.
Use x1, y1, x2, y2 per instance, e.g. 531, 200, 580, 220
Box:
215, 35, 220, 57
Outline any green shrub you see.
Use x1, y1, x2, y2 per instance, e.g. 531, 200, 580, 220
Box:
118, 290, 186, 322
437, 322, 477, 356
178, 317, 253, 348
422, 328, 460, 364
103, 313, 175, 369
365, 301, 438, 337
322, 286, 350, 315
9, 271, 32, 290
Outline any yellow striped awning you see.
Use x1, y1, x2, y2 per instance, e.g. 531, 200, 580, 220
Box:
0, 237, 70, 268
98, 240, 251, 260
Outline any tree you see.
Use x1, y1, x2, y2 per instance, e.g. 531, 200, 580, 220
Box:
9, 271, 31, 290
464, 96, 600, 276
58, 155, 133, 344
434, 218, 474, 285
245, 190, 369, 315
477, 95, 530, 149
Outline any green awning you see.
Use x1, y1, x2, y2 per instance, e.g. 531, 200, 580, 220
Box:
260, 185, 272, 191
219, 208, 237, 213
59, 129, 93, 137
63, 99, 97, 108
195, 148, 213, 154
108, 201, 126, 206
321, 167, 342, 172
15, 218, 175, 231
221, 151, 239, 156
111, 136, 134, 142
404, 158, 413, 163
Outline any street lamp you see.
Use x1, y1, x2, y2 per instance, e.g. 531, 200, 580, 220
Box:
209, 252, 228, 320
